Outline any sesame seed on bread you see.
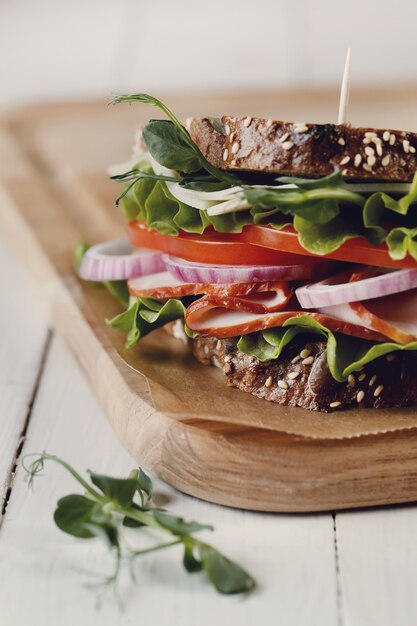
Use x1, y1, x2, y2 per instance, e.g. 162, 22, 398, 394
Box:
188, 117, 417, 182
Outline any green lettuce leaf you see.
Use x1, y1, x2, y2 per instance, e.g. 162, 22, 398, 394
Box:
237, 326, 301, 361
293, 214, 359, 255
118, 158, 417, 260
103, 281, 130, 307
106, 297, 186, 348
250, 205, 292, 229
238, 315, 417, 381
206, 211, 253, 234
144, 180, 182, 235
250, 198, 340, 226
386, 226, 417, 261
122, 170, 252, 236
120, 160, 154, 221
362, 193, 391, 244
362, 175, 417, 244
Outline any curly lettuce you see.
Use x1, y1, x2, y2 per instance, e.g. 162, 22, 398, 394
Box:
118, 159, 417, 260
104, 297, 417, 381
106, 297, 186, 349
237, 315, 417, 382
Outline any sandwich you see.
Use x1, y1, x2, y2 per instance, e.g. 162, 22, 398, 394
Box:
78, 94, 417, 412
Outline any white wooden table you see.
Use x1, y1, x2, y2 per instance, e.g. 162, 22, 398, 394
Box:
1, 234, 417, 626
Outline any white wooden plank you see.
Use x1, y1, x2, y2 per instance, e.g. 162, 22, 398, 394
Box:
336, 507, 417, 626
0, 236, 48, 508
0, 335, 339, 625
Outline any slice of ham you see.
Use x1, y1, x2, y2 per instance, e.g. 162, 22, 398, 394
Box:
186, 296, 388, 341
349, 271, 417, 344
206, 285, 291, 314
351, 289, 417, 344
128, 272, 291, 313
128, 271, 200, 299
319, 290, 417, 345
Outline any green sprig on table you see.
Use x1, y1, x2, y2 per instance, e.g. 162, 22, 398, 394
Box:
23, 452, 255, 600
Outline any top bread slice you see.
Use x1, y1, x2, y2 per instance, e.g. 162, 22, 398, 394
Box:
187, 117, 417, 182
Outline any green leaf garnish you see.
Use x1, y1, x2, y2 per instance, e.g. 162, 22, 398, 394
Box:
154, 510, 213, 536
111, 93, 239, 185
198, 543, 255, 595
54, 494, 113, 540
23, 452, 256, 602
89, 472, 138, 508
143, 120, 202, 173
183, 544, 203, 572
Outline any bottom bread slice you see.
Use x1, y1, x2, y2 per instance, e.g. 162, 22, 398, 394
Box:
168, 321, 417, 412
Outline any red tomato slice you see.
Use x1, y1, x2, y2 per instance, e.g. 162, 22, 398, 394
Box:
128, 221, 417, 270
127, 222, 314, 266
240, 225, 417, 270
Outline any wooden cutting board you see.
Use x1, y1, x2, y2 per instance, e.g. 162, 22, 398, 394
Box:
2, 90, 417, 513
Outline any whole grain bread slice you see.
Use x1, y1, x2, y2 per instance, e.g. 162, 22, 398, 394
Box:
165, 321, 417, 413
187, 117, 417, 182
191, 333, 417, 413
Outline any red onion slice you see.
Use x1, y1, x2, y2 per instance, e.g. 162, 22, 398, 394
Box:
296, 267, 417, 309
163, 254, 333, 284
79, 239, 165, 281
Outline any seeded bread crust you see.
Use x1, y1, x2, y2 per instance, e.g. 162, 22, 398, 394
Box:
191, 334, 417, 412
188, 117, 417, 182
165, 321, 417, 412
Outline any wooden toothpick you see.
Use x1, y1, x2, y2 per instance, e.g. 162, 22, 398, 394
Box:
337, 48, 351, 125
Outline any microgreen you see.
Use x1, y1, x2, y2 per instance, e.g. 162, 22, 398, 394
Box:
111, 168, 230, 208
111, 93, 240, 185
111, 169, 181, 208
23, 452, 256, 603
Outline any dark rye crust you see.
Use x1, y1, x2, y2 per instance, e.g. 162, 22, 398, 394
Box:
188, 117, 417, 182
190, 334, 417, 413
